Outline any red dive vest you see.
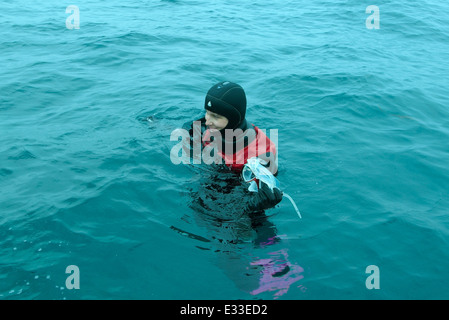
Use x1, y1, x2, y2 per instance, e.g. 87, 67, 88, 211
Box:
202, 125, 277, 173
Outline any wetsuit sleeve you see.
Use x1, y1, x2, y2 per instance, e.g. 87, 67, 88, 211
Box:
245, 182, 283, 213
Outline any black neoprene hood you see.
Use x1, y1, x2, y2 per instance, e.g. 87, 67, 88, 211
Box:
204, 81, 247, 130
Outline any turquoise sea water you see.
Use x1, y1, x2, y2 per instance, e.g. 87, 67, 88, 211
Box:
1, 0, 449, 300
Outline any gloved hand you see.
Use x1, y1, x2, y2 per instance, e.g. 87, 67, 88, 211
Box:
246, 182, 283, 212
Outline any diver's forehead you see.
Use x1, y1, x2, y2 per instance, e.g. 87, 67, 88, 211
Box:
206, 110, 224, 118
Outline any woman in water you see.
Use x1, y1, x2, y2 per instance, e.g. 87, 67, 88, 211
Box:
183, 81, 282, 214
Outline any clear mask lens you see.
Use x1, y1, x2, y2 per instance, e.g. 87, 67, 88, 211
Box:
242, 166, 255, 182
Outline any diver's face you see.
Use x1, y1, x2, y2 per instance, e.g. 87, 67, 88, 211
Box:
205, 110, 229, 131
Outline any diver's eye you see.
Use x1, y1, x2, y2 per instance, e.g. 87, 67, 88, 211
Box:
207, 112, 220, 120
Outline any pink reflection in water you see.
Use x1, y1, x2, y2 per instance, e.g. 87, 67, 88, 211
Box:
249, 245, 305, 298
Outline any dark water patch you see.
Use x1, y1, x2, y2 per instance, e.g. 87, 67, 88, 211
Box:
8, 149, 37, 160
0, 168, 14, 176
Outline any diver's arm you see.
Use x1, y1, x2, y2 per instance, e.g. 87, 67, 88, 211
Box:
245, 183, 283, 213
